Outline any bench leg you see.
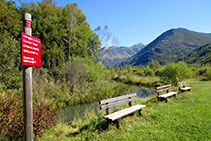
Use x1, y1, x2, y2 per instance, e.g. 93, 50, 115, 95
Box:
174, 94, 176, 98
138, 109, 142, 116
115, 119, 120, 129
106, 119, 111, 129
157, 96, 160, 102
165, 98, 168, 103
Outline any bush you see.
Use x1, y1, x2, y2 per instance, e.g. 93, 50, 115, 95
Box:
0, 92, 58, 140
159, 62, 193, 85
0, 36, 21, 89
203, 67, 211, 80
52, 57, 104, 93
144, 66, 154, 76
118, 75, 127, 83
149, 60, 160, 71
127, 75, 141, 85
112, 73, 119, 80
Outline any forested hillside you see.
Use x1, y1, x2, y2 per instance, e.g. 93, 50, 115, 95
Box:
122, 28, 211, 66
180, 43, 211, 65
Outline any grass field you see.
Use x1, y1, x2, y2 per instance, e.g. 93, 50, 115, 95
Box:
38, 80, 211, 140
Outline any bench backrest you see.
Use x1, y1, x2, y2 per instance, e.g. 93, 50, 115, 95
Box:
99, 93, 137, 115
179, 82, 186, 87
156, 84, 171, 95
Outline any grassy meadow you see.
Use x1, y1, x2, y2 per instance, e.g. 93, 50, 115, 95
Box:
37, 80, 211, 140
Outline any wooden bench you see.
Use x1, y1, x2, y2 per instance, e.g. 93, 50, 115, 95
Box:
99, 93, 146, 129
156, 84, 178, 103
179, 82, 191, 92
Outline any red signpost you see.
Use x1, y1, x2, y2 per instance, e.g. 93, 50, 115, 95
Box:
22, 12, 41, 141
21, 32, 41, 67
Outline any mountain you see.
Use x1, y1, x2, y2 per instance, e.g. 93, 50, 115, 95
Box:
122, 28, 211, 66
179, 43, 211, 65
98, 43, 145, 67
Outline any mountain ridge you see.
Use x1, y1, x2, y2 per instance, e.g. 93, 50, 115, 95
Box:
121, 28, 211, 66
98, 43, 145, 67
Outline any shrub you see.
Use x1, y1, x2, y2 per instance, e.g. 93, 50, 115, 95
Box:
149, 60, 160, 71
134, 66, 145, 76
203, 67, 211, 80
118, 75, 127, 83
0, 92, 58, 140
53, 57, 104, 93
0, 36, 21, 90
112, 73, 119, 80
144, 66, 154, 76
127, 75, 141, 85
159, 62, 192, 85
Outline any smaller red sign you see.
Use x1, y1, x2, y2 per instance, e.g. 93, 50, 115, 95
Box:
25, 21, 31, 28
21, 32, 41, 67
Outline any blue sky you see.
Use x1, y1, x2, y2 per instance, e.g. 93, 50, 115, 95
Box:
15, 0, 211, 46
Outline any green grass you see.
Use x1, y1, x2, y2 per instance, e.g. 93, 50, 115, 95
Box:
38, 80, 211, 140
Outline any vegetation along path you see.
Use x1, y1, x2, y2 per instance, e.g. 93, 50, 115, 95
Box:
38, 80, 211, 140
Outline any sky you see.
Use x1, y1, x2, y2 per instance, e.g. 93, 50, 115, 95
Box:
15, 0, 211, 47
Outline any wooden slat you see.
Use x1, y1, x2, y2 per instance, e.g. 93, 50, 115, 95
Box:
100, 93, 137, 105
100, 97, 136, 110
104, 105, 146, 121
157, 84, 171, 90
156, 87, 170, 93
158, 91, 177, 98
180, 87, 191, 91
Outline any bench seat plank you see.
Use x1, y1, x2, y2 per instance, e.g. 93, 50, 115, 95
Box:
100, 93, 137, 105
104, 104, 146, 121
180, 87, 191, 91
158, 91, 177, 98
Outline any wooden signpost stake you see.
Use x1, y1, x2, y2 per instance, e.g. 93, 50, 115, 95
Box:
23, 13, 33, 141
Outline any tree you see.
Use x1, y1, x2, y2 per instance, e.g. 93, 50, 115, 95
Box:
0, 36, 21, 89
19, 1, 101, 68
94, 25, 119, 62
0, 0, 22, 39
67, 3, 77, 60
160, 62, 192, 85
87, 33, 101, 57
95, 25, 119, 48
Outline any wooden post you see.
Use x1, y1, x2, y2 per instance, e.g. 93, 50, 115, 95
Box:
128, 97, 132, 107
116, 119, 120, 129
23, 13, 33, 141
128, 101, 132, 107
138, 109, 142, 116
106, 108, 109, 115
167, 89, 169, 93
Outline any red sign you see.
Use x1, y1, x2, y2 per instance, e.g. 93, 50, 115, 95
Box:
25, 21, 31, 28
21, 32, 41, 67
